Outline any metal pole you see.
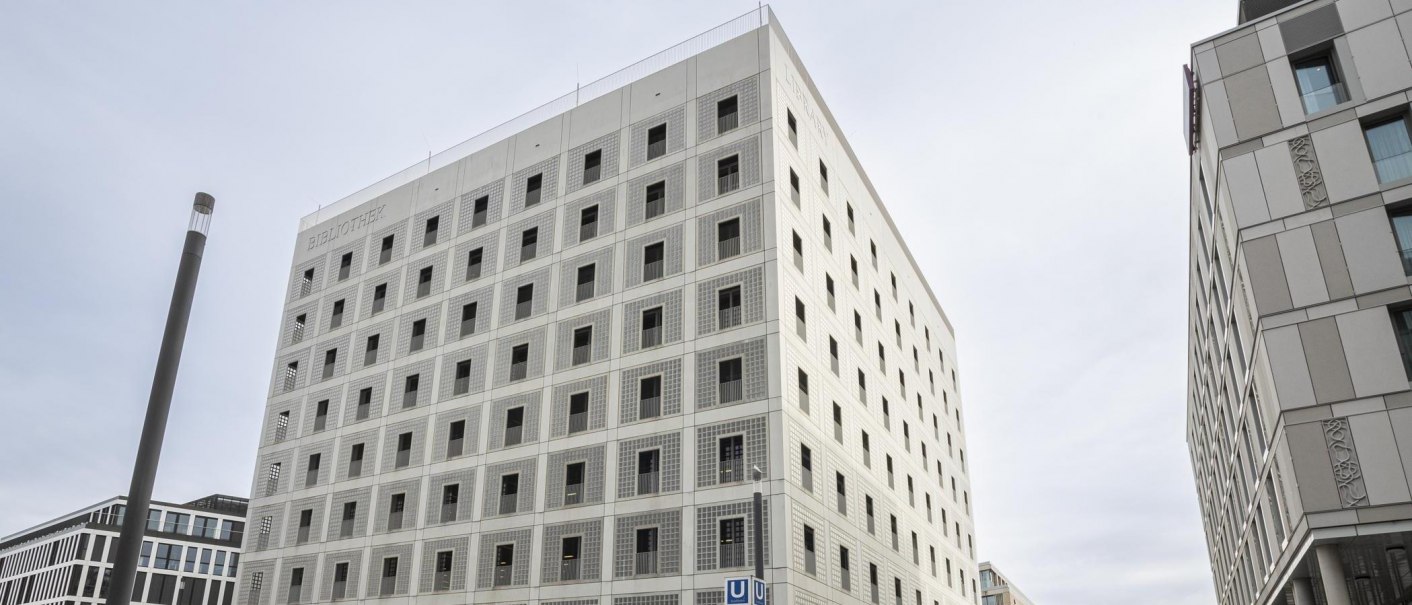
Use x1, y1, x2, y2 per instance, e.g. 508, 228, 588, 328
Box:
107, 193, 215, 605
752, 466, 764, 581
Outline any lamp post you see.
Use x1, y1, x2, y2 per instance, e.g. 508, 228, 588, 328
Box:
752, 465, 765, 582
107, 193, 215, 605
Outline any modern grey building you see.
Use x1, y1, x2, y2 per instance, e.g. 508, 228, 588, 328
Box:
0, 494, 247, 605
976, 563, 1031, 605
240, 8, 976, 605
1186, 0, 1412, 603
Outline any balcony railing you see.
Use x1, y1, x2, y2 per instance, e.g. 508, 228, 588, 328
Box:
434, 571, 451, 592
379, 576, 395, 596
560, 558, 581, 581
395, 450, 410, 468
1376, 151, 1412, 184
802, 468, 813, 492
580, 223, 598, 242
348, 459, 362, 478
637, 471, 660, 495
635, 552, 659, 576
493, 565, 513, 587
410, 334, 424, 351
305, 470, 318, 487
283, 369, 297, 392
564, 483, 584, 506
718, 306, 742, 329
799, 390, 809, 413
639, 397, 661, 419
718, 172, 740, 195
647, 140, 666, 160
842, 573, 850, 592
645, 196, 665, 219
417, 282, 430, 298
718, 236, 740, 259
583, 165, 602, 184
331, 581, 346, 600
331, 311, 343, 329
289, 583, 305, 603
576, 281, 595, 302
572, 344, 592, 366
525, 189, 542, 208
466, 263, 482, 280
1300, 82, 1348, 114
870, 585, 879, 604
296, 525, 310, 544
641, 326, 662, 349
292, 323, 305, 343
515, 300, 532, 320
314, 414, 326, 432
520, 244, 537, 261
510, 361, 528, 381
719, 458, 744, 483
340, 519, 354, 538
804, 551, 816, 575
569, 412, 589, 434
472, 209, 487, 228
718, 113, 738, 134
402, 390, 418, 409
387, 511, 403, 531
440, 503, 457, 523
274, 424, 288, 442
300, 277, 312, 298
454, 377, 470, 395
499, 494, 518, 515
720, 543, 746, 569
644, 260, 664, 281
264, 478, 278, 497
796, 317, 807, 340
504, 426, 523, 447
837, 492, 848, 515
719, 379, 743, 404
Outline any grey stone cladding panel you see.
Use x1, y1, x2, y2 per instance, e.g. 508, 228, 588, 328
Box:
366, 220, 409, 269
379, 417, 427, 473
277, 544, 319, 597
365, 542, 414, 597
269, 347, 311, 398
389, 359, 435, 411
247, 504, 285, 552
540, 519, 603, 584
619, 595, 679, 605
558, 246, 616, 308
402, 250, 449, 303
328, 237, 367, 285
336, 429, 379, 483
311, 334, 351, 386
616, 432, 682, 499
425, 468, 476, 526
373, 477, 422, 534
432, 404, 483, 462
437, 342, 490, 403
418, 536, 470, 593
696, 76, 759, 143
457, 180, 505, 236
326, 487, 372, 541
287, 255, 327, 303
481, 457, 538, 518
622, 289, 684, 354
256, 449, 295, 498
625, 225, 684, 287
696, 415, 768, 488
629, 106, 687, 168
319, 285, 357, 334
626, 162, 686, 227
504, 210, 558, 269
554, 309, 613, 371
566, 132, 620, 195
492, 327, 548, 387
318, 549, 363, 602
695, 266, 766, 336
284, 496, 326, 548
444, 285, 496, 343
696, 136, 761, 202
450, 231, 501, 287
544, 444, 606, 510
562, 189, 617, 249
489, 391, 543, 451
619, 358, 683, 424
695, 499, 771, 571
358, 268, 403, 322
509, 157, 561, 216
412, 201, 454, 253
394, 304, 442, 358
475, 527, 534, 589
303, 386, 343, 436
343, 374, 387, 427
238, 559, 275, 605
613, 509, 681, 578
293, 439, 334, 489
282, 300, 319, 348
695, 337, 769, 410
550, 375, 609, 438
696, 198, 763, 266
350, 320, 394, 371
498, 267, 554, 326
262, 399, 301, 447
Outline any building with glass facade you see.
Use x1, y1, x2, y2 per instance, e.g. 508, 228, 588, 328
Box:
976, 563, 1031, 605
1186, 0, 1412, 603
0, 494, 247, 605
238, 8, 978, 605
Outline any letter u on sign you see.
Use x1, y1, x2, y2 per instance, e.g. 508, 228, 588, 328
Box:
752, 578, 767, 605
725, 579, 750, 605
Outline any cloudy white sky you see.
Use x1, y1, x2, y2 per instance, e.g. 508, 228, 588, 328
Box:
0, 1, 1235, 603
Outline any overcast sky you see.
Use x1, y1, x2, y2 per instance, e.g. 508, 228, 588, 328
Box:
0, 1, 1234, 603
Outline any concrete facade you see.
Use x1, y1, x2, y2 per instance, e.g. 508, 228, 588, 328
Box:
1187, 0, 1412, 603
0, 495, 248, 605
240, 8, 978, 605
976, 564, 1031, 605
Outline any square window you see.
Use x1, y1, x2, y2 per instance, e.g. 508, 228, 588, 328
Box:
1293, 53, 1347, 114
1367, 116, 1412, 184
647, 124, 667, 160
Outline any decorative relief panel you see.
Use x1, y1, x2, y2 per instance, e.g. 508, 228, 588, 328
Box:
1289, 136, 1327, 210
1324, 418, 1367, 508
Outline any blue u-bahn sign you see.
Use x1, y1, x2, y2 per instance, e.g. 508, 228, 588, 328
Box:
725, 577, 766, 605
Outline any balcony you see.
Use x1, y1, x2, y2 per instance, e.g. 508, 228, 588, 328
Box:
718, 306, 742, 329
580, 222, 598, 242
637, 471, 660, 496
720, 543, 746, 569
635, 552, 659, 576
572, 344, 592, 366
560, 558, 581, 581
493, 565, 513, 588
639, 397, 661, 420
640, 326, 662, 349
644, 260, 664, 281
564, 483, 583, 506
717, 235, 740, 259
719, 458, 744, 484
718, 172, 740, 195
499, 494, 518, 515
577, 281, 595, 302
289, 584, 303, 604
719, 379, 743, 404
569, 411, 589, 434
